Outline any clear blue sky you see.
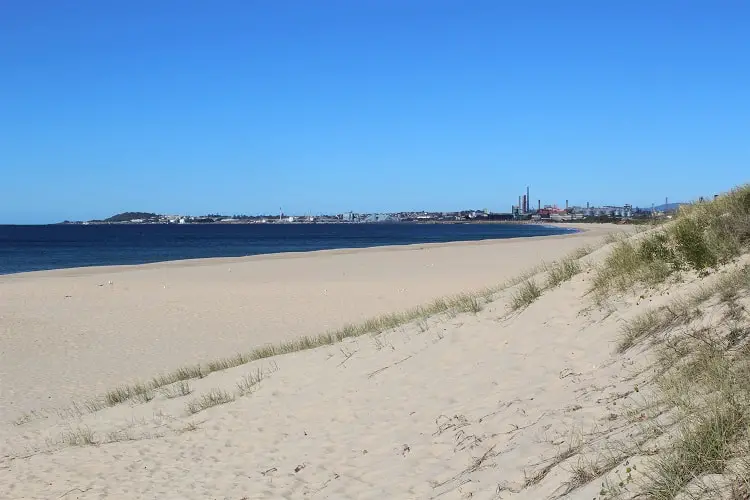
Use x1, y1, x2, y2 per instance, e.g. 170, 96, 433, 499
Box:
1, 1, 748, 223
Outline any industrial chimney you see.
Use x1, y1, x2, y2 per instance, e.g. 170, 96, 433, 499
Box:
526, 186, 530, 211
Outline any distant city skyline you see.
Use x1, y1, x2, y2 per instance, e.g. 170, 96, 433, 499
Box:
2, 2, 748, 224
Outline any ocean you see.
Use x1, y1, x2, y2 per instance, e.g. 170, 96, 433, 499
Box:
0, 223, 576, 275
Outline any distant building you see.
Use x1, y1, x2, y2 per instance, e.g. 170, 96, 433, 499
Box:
579, 205, 632, 218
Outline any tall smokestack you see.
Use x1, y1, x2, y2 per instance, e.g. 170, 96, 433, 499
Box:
518, 195, 522, 212
538, 200, 541, 211
522, 195, 527, 213
526, 186, 530, 212
587, 201, 590, 209
566, 199, 569, 210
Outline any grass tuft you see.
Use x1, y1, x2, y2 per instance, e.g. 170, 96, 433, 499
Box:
236, 369, 264, 396
62, 426, 97, 447
206, 353, 251, 374
645, 402, 746, 499
104, 383, 152, 406
510, 279, 543, 311
546, 258, 582, 288
185, 389, 235, 415
160, 381, 192, 399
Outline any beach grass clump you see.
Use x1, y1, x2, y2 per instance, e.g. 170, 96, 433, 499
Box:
105, 429, 136, 443
565, 449, 634, 494
450, 292, 483, 314
619, 309, 667, 353
568, 244, 595, 261
645, 402, 746, 499
160, 380, 192, 399
152, 365, 204, 388
62, 426, 97, 447
185, 389, 235, 414
104, 383, 153, 406
510, 279, 543, 311
206, 353, 251, 374
545, 257, 582, 288
236, 369, 264, 396
603, 232, 626, 245
591, 184, 750, 298
502, 264, 545, 290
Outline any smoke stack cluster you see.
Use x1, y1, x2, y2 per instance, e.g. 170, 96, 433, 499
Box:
526, 186, 530, 212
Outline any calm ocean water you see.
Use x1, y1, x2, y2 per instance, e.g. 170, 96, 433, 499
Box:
0, 223, 576, 275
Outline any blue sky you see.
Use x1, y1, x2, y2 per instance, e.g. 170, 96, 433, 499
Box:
1, 1, 748, 223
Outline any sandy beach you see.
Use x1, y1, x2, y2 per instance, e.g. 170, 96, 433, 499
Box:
0, 224, 628, 420
1, 222, 667, 500
3, 213, 750, 499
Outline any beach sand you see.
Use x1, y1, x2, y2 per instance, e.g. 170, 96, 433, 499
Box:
0, 223, 628, 420
0, 222, 662, 500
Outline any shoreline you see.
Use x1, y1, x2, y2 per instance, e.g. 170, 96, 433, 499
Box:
1, 225, 584, 280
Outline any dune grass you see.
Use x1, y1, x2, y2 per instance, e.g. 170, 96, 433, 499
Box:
510, 279, 543, 311
591, 185, 750, 300
509, 248, 593, 313
508, 246, 596, 311
560, 193, 750, 496
640, 335, 750, 499
545, 257, 582, 288
160, 380, 192, 399
61, 426, 96, 447
185, 389, 235, 415
581, 324, 750, 498
605, 254, 750, 497
618, 264, 750, 352
104, 383, 154, 406
236, 369, 264, 396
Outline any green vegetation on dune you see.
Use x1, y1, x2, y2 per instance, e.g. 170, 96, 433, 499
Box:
592, 184, 750, 300
596, 185, 750, 498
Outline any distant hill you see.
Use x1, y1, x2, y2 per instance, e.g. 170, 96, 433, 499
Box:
652, 203, 685, 212
104, 212, 160, 222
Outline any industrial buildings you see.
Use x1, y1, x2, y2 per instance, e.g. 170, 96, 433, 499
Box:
510, 186, 634, 220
